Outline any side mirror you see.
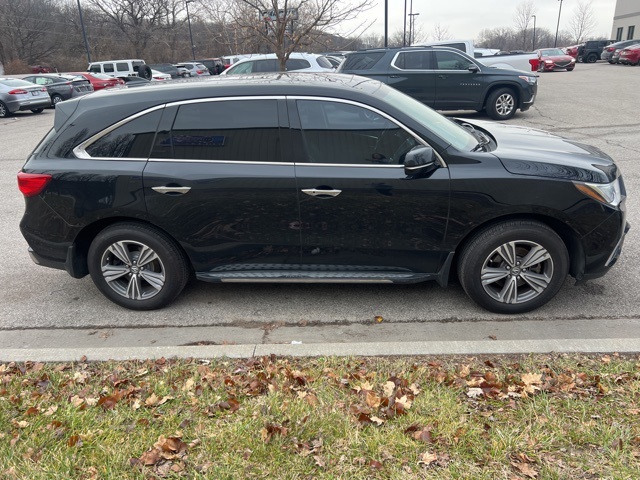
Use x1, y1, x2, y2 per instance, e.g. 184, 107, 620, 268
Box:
468, 64, 480, 73
404, 146, 438, 176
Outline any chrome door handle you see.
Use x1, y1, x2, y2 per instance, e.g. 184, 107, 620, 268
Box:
152, 186, 191, 195
301, 188, 342, 197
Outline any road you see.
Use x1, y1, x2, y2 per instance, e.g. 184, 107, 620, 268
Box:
1, 64, 639, 360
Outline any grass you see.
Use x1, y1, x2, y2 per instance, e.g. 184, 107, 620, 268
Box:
1, 353, 639, 479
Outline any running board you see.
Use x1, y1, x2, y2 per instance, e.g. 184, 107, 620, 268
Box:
196, 270, 435, 284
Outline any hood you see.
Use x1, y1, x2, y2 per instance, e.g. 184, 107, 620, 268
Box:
467, 119, 618, 183
543, 54, 574, 62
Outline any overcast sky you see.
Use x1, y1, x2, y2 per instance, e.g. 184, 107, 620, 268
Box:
343, 0, 618, 42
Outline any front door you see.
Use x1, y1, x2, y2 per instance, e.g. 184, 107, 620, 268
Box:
289, 98, 450, 274
433, 50, 485, 110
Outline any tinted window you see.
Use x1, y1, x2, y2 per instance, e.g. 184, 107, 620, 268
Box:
103, 64, 114, 73
341, 52, 385, 70
435, 51, 474, 70
155, 100, 280, 162
316, 56, 334, 69
254, 59, 278, 72
85, 110, 163, 158
89, 64, 100, 73
285, 59, 311, 70
394, 51, 432, 69
433, 42, 467, 53
228, 61, 254, 74
116, 62, 128, 72
297, 100, 419, 165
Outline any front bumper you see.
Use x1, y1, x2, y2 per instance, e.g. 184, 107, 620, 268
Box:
578, 212, 630, 282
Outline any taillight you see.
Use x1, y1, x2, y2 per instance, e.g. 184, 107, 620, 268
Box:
529, 58, 540, 71
8, 89, 28, 95
17, 172, 52, 197
196, 70, 203, 74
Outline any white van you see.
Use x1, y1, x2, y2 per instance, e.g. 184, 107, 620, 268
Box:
87, 59, 151, 79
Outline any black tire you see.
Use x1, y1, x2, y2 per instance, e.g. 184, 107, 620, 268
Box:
51, 94, 63, 107
485, 87, 517, 121
0, 101, 9, 118
139, 65, 152, 80
566, 67, 574, 71
457, 220, 569, 314
88, 223, 190, 310
586, 53, 598, 63
31, 108, 44, 114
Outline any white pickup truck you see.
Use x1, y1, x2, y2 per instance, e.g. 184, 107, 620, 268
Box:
419, 40, 540, 72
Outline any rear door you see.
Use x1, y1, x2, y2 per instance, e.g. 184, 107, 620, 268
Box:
387, 50, 436, 107
142, 98, 302, 274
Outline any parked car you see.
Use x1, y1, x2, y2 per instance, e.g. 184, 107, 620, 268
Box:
601, 39, 640, 62
563, 45, 580, 58
88, 59, 152, 80
577, 40, 614, 63
148, 63, 180, 79
536, 48, 576, 72
0, 77, 50, 117
196, 58, 224, 75
150, 69, 172, 81
618, 44, 640, 65
221, 53, 335, 75
117, 76, 151, 87
337, 46, 538, 120
30, 65, 52, 74
17, 73, 628, 314
610, 48, 625, 64
173, 64, 190, 77
178, 62, 210, 77
68, 72, 124, 90
22, 73, 93, 106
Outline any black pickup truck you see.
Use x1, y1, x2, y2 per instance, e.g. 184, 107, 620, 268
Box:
337, 46, 538, 120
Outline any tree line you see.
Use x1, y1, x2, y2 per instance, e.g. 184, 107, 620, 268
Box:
0, 0, 610, 74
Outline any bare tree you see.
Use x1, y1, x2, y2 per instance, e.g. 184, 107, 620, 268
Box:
86, 0, 186, 58
513, 0, 536, 50
567, 1, 597, 44
213, 0, 375, 71
431, 22, 450, 41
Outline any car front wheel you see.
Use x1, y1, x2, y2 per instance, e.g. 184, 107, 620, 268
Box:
486, 88, 517, 120
88, 223, 190, 310
0, 101, 9, 117
457, 220, 569, 314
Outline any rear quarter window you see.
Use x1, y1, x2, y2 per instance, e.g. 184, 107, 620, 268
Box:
341, 52, 385, 70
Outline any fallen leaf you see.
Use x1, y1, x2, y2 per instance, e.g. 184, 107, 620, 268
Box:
418, 451, 438, 466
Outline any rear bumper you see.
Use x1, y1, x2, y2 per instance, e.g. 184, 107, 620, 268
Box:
10, 97, 51, 113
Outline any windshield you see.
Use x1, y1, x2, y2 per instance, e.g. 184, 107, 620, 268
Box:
380, 85, 477, 151
541, 49, 565, 56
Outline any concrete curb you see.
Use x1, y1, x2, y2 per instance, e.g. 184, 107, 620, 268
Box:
2, 338, 638, 362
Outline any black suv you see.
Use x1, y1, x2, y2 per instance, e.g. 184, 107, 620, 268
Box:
337, 46, 538, 120
577, 40, 614, 63
18, 73, 628, 313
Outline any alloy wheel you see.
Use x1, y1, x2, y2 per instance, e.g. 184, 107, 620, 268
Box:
480, 240, 554, 304
100, 240, 166, 301
495, 94, 515, 117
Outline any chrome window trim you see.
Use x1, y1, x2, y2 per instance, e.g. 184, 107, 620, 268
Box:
73, 94, 446, 169
390, 50, 436, 72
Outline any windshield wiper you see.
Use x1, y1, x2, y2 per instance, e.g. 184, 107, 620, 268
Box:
460, 122, 491, 152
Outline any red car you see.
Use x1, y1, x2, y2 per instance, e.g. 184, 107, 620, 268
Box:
536, 48, 576, 72
619, 44, 640, 65
563, 45, 580, 59
68, 72, 124, 90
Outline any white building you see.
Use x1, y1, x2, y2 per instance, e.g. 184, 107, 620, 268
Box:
611, 0, 640, 41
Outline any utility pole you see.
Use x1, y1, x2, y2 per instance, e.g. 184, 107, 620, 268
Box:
186, 0, 196, 60
77, 0, 91, 64
532, 15, 536, 50
554, 0, 563, 48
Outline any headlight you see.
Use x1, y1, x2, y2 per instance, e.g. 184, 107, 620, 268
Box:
570, 58, 576, 62
574, 178, 622, 207
518, 75, 537, 85
545, 60, 553, 64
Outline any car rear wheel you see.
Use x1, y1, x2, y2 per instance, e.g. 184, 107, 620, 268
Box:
486, 88, 517, 120
586, 53, 598, 63
88, 223, 190, 310
51, 94, 63, 106
0, 101, 9, 118
31, 108, 44, 114
457, 220, 569, 314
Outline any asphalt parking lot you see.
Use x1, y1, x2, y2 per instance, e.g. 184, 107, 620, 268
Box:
1, 63, 639, 360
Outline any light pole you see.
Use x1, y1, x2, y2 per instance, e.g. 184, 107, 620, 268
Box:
409, 13, 419, 46
403, 0, 407, 47
532, 15, 536, 50
76, 0, 91, 64
384, 0, 388, 48
554, 0, 563, 48
185, 0, 196, 60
